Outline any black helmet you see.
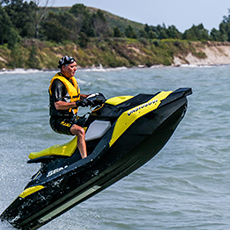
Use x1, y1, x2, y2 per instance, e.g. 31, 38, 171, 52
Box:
58, 55, 76, 68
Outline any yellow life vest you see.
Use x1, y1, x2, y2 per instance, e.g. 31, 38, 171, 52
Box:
49, 73, 81, 114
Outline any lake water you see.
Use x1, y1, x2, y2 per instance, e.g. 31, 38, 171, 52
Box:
0, 65, 230, 230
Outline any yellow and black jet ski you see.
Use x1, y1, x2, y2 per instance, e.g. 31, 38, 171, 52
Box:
1, 88, 192, 230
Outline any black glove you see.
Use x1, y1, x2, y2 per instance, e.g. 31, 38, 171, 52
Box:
86, 93, 106, 107
75, 99, 89, 107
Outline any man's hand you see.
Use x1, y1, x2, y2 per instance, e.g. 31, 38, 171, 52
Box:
75, 99, 89, 107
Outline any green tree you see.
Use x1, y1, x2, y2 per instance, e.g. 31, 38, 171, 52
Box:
92, 10, 109, 37
149, 31, 157, 39
219, 23, 228, 41
43, 12, 68, 42
70, 4, 95, 37
183, 24, 209, 40
42, 11, 77, 42
158, 24, 168, 39
81, 17, 95, 37
0, 6, 12, 44
167, 25, 181, 39
113, 27, 122, 37
0, 5, 21, 48
33, 0, 52, 39
69, 3, 88, 17
58, 12, 78, 41
210, 28, 221, 41
9, 43, 25, 68
78, 32, 89, 48
124, 25, 137, 39
219, 10, 230, 41
222, 9, 230, 23
149, 24, 166, 39
3, 0, 37, 38
144, 24, 150, 34
139, 29, 149, 39
7, 27, 21, 49
159, 29, 168, 39
27, 45, 40, 69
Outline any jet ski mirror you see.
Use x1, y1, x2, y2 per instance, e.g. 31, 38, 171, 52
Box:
86, 93, 106, 107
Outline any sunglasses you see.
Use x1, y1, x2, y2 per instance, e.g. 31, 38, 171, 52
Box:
66, 56, 75, 63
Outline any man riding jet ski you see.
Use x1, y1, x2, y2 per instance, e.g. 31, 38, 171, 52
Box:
1, 86, 192, 230
49, 55, 98, 159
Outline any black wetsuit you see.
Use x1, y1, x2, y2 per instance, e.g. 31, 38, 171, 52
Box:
49, 74, 75, 135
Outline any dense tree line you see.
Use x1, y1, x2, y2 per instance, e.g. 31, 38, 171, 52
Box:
1, 1, 230, 49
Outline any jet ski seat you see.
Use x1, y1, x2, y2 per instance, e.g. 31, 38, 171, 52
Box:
27, 120, 111, 164
28, 136, 79, 163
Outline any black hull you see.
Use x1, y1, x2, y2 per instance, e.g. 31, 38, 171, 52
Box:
1, 88, 191, 229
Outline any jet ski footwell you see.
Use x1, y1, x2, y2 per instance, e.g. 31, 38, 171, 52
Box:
1, 88, 192, 229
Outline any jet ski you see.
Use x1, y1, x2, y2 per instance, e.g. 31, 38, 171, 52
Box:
1, 88, 192, 230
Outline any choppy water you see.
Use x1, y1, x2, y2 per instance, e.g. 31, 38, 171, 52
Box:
0, 65, 230, 230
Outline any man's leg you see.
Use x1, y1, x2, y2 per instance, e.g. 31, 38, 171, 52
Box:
70, 124, 87, 159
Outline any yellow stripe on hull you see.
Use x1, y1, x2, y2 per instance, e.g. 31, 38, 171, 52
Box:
19, 185, 45, 198
109, 91, 172, 147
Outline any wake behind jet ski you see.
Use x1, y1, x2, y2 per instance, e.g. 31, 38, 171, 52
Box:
1, 88, 192, 230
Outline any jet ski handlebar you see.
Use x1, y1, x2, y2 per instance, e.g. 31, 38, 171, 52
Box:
86, 92, 107, 107
75, 93, 106, 108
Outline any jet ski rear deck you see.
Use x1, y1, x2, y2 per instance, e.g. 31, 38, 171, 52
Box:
1, 88, 192, 230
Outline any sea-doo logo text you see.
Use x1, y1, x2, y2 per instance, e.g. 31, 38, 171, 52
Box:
47, 166, 68, 177
127, 99, 158, 116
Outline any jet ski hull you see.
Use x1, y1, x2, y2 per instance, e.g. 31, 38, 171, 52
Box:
1, 88, 191, 229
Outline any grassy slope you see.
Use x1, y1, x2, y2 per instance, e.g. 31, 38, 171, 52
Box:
0, 38, 209, 70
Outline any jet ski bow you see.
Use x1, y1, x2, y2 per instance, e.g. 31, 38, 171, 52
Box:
1, 88, 192, 230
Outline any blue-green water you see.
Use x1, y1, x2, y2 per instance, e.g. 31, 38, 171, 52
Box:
0, 65, 230, 229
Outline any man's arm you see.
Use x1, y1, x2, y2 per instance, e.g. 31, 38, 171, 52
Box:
54, 101, 76, 110
50, 79, 73, 111
55, 95, 91, 110
51, 80, 89, 110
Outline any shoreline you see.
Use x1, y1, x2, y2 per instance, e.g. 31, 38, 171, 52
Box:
1, 63, 230, 75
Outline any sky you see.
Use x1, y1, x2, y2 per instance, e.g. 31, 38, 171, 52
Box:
48, 0, 230, 32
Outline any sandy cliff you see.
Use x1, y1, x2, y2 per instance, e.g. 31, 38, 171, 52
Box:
173, 42, 230, 66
